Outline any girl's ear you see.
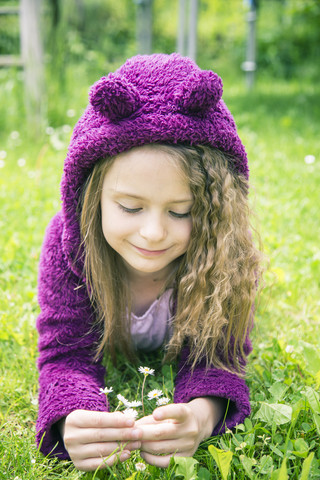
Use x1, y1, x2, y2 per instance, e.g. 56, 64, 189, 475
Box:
173, 70, 223, 115
89, 73, 141, 121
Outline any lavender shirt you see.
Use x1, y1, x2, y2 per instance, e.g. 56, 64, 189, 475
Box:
130, 289, 173, 351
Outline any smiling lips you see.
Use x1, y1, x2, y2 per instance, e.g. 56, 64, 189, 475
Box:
133, 245, 169, 256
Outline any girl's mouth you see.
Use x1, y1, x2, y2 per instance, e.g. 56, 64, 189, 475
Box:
133, 246, 168, 256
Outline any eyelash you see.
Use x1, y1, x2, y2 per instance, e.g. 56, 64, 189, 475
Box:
118, 204, 191, 219
119, 205, 141, 214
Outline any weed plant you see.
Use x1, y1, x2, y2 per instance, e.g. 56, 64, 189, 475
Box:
0, 62, 320, 479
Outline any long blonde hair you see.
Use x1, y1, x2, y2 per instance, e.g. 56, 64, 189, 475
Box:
79, 144, 263, 372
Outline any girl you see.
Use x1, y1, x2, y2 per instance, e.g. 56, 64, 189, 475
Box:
36, 53, 262, 471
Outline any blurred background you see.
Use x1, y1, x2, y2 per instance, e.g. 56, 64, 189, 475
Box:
0, 0, 319, 133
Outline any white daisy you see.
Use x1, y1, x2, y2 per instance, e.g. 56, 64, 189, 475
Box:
117, 394, 130, 407
138, 366, 155, 376
127, 400, 143, 408
99, 386, 113, 395
147, 389, 163, 400
123, 408, 138, 419
156, 397, 170, 406
135, 462, 146, 471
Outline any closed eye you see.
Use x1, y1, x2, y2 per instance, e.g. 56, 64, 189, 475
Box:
118, 204, 142, 214
169, 211, 191, 219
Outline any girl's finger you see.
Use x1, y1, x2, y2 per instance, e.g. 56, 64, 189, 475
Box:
75, 449, 132, 471
66, 426, 142, 444
153, 403, 189, 423
138, 421, 178, 441
67, 410, 135, 429
135, 414, 157, 426
140, 439, 182, 455
140, 451, 174, 469
68, 441, 141, 460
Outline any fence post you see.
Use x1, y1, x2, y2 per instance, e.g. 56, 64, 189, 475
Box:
135, 0, 153, 55
242, 0, 257, 89
177, 0, 198, 61
188, 0, 198, 60
177, 0, 186, 55
20, 0, 45, 133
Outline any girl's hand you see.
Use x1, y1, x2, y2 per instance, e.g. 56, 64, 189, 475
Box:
135, 397, 225, 468
60, 409, 142, 471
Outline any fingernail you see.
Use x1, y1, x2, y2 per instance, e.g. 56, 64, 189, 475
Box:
154, 411, 163, 420
131, 441, 141, 449
125, 418, 134, 427
121, 451, 131, 461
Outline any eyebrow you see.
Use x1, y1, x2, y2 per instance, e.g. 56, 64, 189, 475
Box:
109, 189, 193, 204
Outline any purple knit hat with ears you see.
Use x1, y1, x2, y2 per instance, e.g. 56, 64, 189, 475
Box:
61, 53, 248, 274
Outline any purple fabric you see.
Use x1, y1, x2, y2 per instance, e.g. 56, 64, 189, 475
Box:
36, 53, 252, 459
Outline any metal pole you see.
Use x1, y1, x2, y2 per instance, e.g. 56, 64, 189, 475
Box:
188, 0, 198, 61
135, 0, 153, 55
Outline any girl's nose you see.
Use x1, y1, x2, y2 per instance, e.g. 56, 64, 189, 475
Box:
139, 214, 167, 243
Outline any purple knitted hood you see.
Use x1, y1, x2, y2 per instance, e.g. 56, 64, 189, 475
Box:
60, 53, 248, 277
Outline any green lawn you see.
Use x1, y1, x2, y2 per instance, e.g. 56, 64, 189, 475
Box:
0, 69, 319, 479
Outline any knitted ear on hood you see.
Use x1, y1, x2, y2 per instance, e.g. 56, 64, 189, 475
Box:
89, 73, 141, 121
174, 70, 223, 115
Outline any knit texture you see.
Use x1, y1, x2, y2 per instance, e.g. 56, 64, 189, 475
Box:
36, 53, 252, 459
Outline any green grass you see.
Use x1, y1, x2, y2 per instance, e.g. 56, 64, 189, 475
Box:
0, 65, 320, 479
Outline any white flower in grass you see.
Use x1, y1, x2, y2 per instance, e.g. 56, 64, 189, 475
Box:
45, 127, 54, 135
62, 124, 71, 134
17, 158, 26, 167
10, 130, 20, 139
138, 366, 155, 376
123, 408, 138, 419
304, 155, 315, 165
156, 396, 170, 406
0, 150, 7, 159
99, 386, 113, 395
147, 389, 163, 400
135, 462, 146, 471
285, 345, 294, 353
127, 400, 143, 408
117, 394, 130, 407
0, 160, 5, 168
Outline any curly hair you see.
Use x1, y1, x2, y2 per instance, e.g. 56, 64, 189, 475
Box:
79, 144, 263, 372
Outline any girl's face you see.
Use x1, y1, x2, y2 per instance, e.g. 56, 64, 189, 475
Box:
101, 145, 193, 281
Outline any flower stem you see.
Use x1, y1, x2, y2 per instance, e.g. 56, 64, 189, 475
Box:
141, 375, 146, 416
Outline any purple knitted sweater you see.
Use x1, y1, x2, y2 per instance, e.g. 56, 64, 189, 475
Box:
36, 53, 252, 459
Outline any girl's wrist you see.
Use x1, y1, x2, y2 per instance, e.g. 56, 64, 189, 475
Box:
188, 396, 226, 441
56, 417, 66, 439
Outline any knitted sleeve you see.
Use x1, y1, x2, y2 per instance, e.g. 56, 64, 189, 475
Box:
36, 213, 107, 459
173, 339, 252, 436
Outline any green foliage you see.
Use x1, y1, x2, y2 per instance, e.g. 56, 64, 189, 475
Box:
258, 0, 320, 78
208, 445, 233, 480
173, 456, 198, 480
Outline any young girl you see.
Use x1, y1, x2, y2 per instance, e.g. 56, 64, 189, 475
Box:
36, 53, 262, 472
